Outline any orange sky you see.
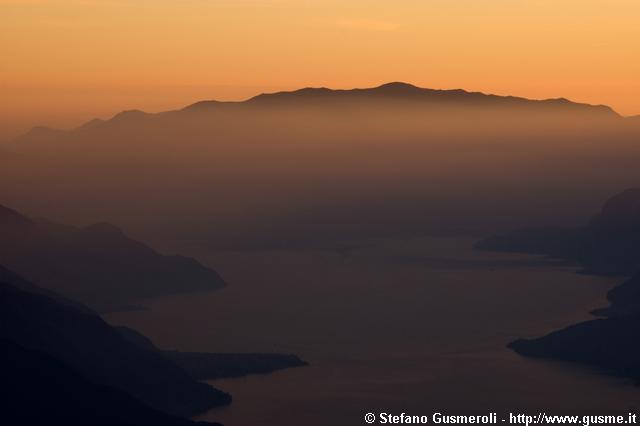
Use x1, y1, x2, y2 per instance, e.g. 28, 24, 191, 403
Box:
1, 0, 639, 138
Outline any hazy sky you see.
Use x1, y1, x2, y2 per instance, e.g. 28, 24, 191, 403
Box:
2, 0, 639, 138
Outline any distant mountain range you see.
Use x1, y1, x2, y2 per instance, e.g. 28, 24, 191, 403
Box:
12, 83, 622, 140
187, 82, 618, 113
0, 203, 225, 312
3, 82, 640, 251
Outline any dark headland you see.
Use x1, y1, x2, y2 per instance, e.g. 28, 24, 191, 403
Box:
478, 188, 640, 383
0, 201, 308, 424
0, 203, 226, 312
0, 266, 307, 421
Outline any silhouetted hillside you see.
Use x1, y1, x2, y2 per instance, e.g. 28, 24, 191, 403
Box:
493, 188, 640, 383
0, 203, 225, 311
585, 188, 640, 274
117, 326, 308, 380
476, 188, 640, 276
14, 125, 65, 143
0, 203, 33, 243
0, 264, 93, 313
590, 188, 640, 228
157, 82, 619, 118
592, 274, 640, 317
12, 83, 616, 139
0, 277, 231, 417
46, 83, 618, 136
242, 83, 618, 116
509, 316, 640, 383
0, 338, 220, 426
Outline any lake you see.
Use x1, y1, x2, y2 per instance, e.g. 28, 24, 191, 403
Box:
107, 236, 638, 425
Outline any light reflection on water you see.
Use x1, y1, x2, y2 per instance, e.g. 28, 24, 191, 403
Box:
107, 237, 636, 426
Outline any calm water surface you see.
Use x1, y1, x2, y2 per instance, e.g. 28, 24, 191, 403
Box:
107, 236, 638, 426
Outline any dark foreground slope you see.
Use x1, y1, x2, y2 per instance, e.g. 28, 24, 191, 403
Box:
0, 338, 220, 426
0, 203, 225, 311
0, 275, 231, 417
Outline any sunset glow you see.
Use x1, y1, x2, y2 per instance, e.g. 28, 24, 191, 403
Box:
2, 0, 639, 138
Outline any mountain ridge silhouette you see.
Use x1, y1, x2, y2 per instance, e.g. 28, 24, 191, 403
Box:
0, 203, 226, 312
13, 82, 623, 139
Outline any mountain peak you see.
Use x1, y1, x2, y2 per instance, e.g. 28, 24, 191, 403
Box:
181, 99, 223, 112
111, 109, 148, 122
375, 81, 421, 91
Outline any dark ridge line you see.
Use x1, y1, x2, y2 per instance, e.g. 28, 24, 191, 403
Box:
14, 82, 622, 139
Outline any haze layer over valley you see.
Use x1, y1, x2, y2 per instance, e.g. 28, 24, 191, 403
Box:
3, 83, 639, 251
